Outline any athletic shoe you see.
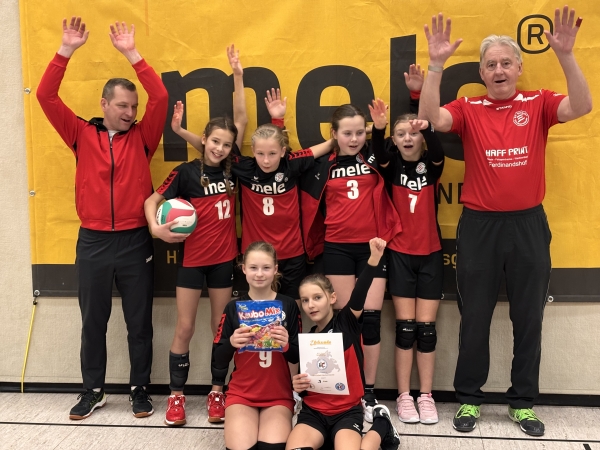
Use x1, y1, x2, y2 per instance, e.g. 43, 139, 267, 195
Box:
165, 394, 186, 426
373, 404, 401, 450
69, 389, 106, 420
508, 407, 545, 436
207, 391, 225, 423
452, 404, 480, 432
130, 386, 154, 417
417, 393, 439, 424
361, 392, 378, 423
293, 391, 303, 415
396, 392, 419, 423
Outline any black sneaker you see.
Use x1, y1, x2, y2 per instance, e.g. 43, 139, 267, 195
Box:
69, 389, 106, 420
130, 386, 154, 418
508, 407, 545, 436
373, 404, 400, 450
452, 404, 480, 432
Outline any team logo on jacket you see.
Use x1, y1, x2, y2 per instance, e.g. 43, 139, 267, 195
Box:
416, 162, 427, 174
356, 155, 363, 163
275, 172, 284, 182
513, 110, 529, 126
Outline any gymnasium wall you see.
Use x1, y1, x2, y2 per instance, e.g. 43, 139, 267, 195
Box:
1, 0, 599, 395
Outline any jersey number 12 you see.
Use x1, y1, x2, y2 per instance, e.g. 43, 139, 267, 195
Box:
215, 200, 231, 220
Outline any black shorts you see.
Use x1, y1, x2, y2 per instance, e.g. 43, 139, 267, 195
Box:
388, 249, 443, 299
296, 403, 363, 443
176, 260, 235, 289
323, 242, 387, 278
278, 254, 307, 299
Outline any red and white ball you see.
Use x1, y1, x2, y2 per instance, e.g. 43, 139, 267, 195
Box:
156, 199, 197, 233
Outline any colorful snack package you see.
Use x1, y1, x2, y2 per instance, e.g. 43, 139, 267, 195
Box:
236, 300, 284, 352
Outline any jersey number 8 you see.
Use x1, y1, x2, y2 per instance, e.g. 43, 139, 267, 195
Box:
263, 197, 274, 216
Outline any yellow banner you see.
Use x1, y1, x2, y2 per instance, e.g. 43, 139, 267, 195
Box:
21, 0, 599, 270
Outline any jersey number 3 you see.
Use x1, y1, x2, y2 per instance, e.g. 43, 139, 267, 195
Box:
258, 351, 272, 368
347, 180, 359, 199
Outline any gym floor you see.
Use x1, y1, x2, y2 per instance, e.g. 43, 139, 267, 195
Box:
0, 393, 598, 449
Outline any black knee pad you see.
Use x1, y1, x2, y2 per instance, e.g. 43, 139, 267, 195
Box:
417, 322, 437, 353
256, 443, 286, 450
362, 310, 381, 345
169, 351, 190, 391
395, 319, 417, 349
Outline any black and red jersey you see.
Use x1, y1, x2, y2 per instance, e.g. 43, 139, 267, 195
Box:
443, 89, 565, 211
231, 150, 315, 259
373, 126, 445, 255
156, 161, 237, 267
299, 145, 402, 259
302, 264, 376, 415
324, 155, 379, 242
211, 293, 301, 409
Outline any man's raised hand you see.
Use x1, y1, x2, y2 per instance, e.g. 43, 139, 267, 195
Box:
109, 22, 141, 64
58, 17, 89, 58
424, 13, 463, 67
545, 5, 581, 57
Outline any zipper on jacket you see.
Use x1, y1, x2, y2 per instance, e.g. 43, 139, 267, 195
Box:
109, 135, 115, 231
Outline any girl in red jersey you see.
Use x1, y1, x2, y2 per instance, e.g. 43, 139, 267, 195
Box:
212, 241, 301, 450
144, 45, 247, 426
369, 65, 445, 425
286, 238, 399, 450
299, 105, 402, 422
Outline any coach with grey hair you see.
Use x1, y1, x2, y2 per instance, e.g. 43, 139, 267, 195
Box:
37, 17, 169, 420
418, 5, 591, 436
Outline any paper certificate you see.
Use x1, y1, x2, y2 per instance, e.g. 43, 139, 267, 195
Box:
299, 333, 349, 395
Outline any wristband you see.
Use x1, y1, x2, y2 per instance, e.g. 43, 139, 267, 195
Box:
428, 65, 444, 73
410, 90, 421, 100
271, 118, 284, 128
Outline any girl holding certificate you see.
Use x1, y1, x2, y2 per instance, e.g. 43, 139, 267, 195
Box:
211, 241, 301, 450
287, 238, 400, 450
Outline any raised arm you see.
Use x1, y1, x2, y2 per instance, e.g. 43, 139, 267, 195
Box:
547, 6, 592, 122
420, 14, 463, 132
348, 238, 386, 317
36, 17, 90, 154
171, 101, 204, 150
228, 44, 248, 148
265, 88, 287, 126
368, 99, 391, 168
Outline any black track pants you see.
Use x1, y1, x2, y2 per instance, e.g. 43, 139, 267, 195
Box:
453, 205, 551, 409
76, 226, 154, 389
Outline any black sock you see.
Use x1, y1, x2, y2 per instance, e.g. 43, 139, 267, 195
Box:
370, 416, 390, 440
365, 384, 375, 395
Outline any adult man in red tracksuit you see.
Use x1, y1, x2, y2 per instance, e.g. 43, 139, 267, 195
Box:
37, 17, 171, 420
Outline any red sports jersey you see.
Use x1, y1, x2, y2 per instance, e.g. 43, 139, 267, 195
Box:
232, 150, 314, 259
211, 294, 301, 410
386, 157, 444, 255
324, 155, 378, 242
443, 89, 565, 211
156, 161, 237, 267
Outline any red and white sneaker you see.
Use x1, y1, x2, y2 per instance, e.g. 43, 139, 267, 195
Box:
207, 391, 225, 423
165, 394, 186, 426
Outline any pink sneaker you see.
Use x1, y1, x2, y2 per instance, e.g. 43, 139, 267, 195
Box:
396, 392, 419, 423
417, 393, 439, 424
